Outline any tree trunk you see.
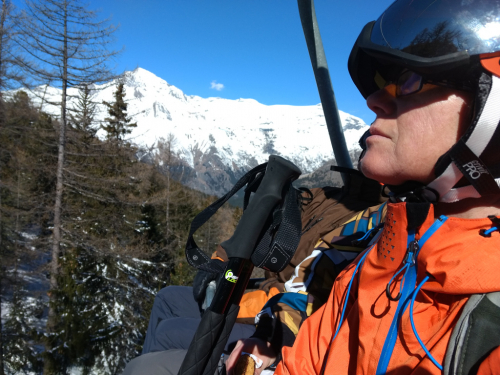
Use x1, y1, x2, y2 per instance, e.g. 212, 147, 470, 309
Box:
44, 2, 68, 374
206, 219, 211, 253
0, 168, 4, 375
0, 2, 7, 372
0, 0, 7, 112
166, 166, 170, 236
165, 137, 173, 237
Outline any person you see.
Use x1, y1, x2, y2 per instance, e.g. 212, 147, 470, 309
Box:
122, 175, 386, 375
226, 0, 500, 374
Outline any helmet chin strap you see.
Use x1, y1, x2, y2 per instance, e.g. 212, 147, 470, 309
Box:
427, 73, 500, 203
384, 182, 439, 203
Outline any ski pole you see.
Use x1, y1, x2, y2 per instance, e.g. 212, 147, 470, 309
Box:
178, 155, 301, 375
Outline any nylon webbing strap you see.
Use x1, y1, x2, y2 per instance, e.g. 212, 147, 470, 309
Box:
450, 139, 500, 196
185, 162, 268, 268
251, 184, 302, 272
185, 165, 303, 273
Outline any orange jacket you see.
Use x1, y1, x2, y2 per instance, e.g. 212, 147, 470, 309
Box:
276, 202, 500, 375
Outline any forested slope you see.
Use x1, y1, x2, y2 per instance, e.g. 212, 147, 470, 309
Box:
0, 90, 241, 374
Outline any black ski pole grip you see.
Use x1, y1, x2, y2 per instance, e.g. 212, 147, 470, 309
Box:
221, 155, 301, 259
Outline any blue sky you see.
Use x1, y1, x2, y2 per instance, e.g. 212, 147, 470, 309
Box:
87, 1, 393, 124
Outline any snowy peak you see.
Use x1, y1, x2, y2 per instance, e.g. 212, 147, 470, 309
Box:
126, 68, 188, 104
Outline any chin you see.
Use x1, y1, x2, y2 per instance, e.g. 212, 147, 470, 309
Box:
359, 159, 403, 186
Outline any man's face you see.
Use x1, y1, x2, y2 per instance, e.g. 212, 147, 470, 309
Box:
359, 82, 473, 186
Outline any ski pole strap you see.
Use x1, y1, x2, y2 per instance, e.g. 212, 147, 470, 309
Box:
185, 162, 268, 269
250, 184, 302, 272
186, 156, 303, 273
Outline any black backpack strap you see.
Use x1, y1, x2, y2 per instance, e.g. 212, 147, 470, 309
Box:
444, 292, 500, 375
185, 162, 267, 268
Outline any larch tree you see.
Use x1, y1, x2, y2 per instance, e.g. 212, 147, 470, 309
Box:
0, 90, 57, 374
69, 84, 97, 136
0, 1, 29, 373
14, 1, 119, 372
0, 0, 24, 101
155, 134, 179, 239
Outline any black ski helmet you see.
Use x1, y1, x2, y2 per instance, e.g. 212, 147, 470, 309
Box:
349, 0, 500, 203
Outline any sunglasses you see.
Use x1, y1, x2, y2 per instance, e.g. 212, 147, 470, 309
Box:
383, 70, 473, 97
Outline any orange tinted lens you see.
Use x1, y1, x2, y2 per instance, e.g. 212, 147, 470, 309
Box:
397, 71, 423, 96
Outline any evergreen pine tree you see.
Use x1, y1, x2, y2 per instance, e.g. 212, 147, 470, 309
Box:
102, 83, 137, 142
0, 85, 243, 375
3, 277, 42, 374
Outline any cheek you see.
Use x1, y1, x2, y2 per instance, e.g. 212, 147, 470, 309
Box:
396, 118, 432, 165
361, 100, 463, 184
360, 91, 472, 185
398, 97, 465, 155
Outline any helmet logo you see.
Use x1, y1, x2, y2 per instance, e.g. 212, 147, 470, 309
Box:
463, 160, 489, 180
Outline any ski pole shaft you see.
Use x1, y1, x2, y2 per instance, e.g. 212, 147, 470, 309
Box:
177, 259, 253, 375
201, 260, 254, 375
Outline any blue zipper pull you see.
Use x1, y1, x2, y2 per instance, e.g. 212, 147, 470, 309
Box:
386, 240, 419, 301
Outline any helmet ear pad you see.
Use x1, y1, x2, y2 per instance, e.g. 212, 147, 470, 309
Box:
474, 75, 500, 180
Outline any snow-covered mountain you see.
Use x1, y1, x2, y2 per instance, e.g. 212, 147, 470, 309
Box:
28, 67, 369, 195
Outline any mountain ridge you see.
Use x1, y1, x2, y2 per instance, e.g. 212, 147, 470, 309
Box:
23, 67, 370, 196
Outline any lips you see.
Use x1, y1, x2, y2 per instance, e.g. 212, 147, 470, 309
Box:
369, 126, 390, 139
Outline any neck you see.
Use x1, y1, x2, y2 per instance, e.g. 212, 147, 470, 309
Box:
434, 196, 500, 219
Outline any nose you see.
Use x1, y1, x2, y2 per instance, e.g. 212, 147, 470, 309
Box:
366, 85, 397, 116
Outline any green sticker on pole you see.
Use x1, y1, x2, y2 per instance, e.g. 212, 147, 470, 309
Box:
225, 270, 238, 283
